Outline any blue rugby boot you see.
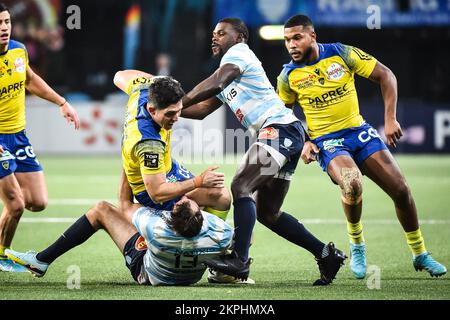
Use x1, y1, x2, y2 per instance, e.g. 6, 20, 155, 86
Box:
350, 242, 366, 279
0, 256, 29, 273
413, 252, 447, 277
5, 249, 49, 277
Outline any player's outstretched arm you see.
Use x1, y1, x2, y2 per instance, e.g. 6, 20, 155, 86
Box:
183, 63, 240, 108
113, 70, 153, 93
369, 61, 401, 148
181, 96, 223, 120
25, 66, 80, 129
143, 167, 225, 204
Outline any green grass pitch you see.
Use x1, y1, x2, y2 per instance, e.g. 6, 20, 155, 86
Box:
1, 155, 449, 300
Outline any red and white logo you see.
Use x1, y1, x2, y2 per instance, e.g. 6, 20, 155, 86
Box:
326, 63, 346, 80
235, 108, 245, 123
14, 57, 26, 73
258, 127, 279, 140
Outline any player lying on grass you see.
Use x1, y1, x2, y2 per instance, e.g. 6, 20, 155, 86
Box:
278, 14, 446, 278
5, 172, 234, 286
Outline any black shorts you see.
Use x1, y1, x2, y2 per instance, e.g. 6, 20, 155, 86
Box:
123, 233, 150, 285
256, 121, 305, 180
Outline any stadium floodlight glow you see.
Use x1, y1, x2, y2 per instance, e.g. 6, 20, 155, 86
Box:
259, 25, 284, 40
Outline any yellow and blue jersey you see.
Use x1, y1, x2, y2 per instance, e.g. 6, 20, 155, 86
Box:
0, 40, 29, 133
122, 77, 173, 197
277, 43, 377, 139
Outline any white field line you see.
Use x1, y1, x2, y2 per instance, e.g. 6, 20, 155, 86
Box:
20, 217, 450, 225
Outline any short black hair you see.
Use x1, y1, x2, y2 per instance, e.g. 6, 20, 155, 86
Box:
284, 15, 314, 29
148, 76, 185, 110
0, 2, 9, 13
218, 17, 249, 42
169, 202, 203, 238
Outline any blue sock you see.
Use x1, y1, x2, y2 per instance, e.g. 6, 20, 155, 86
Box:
233, 197, 256, 262
265, 212, 325, 258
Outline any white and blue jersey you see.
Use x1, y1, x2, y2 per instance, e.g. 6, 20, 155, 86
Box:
217, 43, 298, 136
132, 207, 233, 286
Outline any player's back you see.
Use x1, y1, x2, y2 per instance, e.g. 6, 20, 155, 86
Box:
217, 43, 298, 135
0, 40, 28, 133
133, 207, 233, 286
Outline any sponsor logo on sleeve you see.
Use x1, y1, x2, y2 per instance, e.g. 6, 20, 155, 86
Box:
144, 153, 159, 169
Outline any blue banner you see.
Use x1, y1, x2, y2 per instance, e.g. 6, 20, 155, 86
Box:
213, 0, 450, 27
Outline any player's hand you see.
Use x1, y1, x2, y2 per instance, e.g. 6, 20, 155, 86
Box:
60, 102, 80, 130
200, 166, 225, 188
0, 145, 4, 154
301, 141, 319, 164
384, 119, 403, 148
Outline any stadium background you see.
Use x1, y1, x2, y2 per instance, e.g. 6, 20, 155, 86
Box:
1, 0, 449, 301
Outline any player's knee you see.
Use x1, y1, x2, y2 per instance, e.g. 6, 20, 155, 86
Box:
26, 199, 48, 212
93, 200, 114, 219
231, 177, 250, 199
391, 179, 411, 204
256, 211, 278, 226
207, 187, 231, 210
341, 167, 363, 205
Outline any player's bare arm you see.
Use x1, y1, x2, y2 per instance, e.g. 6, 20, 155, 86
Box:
368, 61, 401, 148
25, 66, 80, 129
180, 96, 222, 120
183, 63, 240, 108
142, 166, 225, 203
113, 70, 153, 93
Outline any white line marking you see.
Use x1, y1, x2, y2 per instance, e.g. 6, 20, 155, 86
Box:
20, 217, 450, 225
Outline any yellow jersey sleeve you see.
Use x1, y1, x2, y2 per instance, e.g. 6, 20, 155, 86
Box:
277, 68, 297, 105
125, 77, 153, 96
135, 139, 166, 175
339, 44, 377, 78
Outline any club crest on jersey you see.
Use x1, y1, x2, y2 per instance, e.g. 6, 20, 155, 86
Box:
134, 235, 148, 251
258, 127, 279, 140
323, 138, 344, 153
326, 63, 346, 81
14, 58, 26, 73
2, 161, 9, 170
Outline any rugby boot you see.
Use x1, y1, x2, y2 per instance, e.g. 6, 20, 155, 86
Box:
5, 249, 49, 277
313, 242, 347, 286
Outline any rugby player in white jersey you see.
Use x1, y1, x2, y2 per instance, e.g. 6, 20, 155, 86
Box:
181, 18, 346, 285
5, 171, 234, 286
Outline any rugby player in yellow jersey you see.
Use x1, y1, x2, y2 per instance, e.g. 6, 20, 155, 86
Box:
0, 3, 80, 272
278, 15, 446, 279
114, 70, 254, 284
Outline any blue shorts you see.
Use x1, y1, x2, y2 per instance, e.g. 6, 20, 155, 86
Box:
257, 121, 305, 179
0, 130, 42, 179
135, 159, 195, 210
312, 123, 388, 173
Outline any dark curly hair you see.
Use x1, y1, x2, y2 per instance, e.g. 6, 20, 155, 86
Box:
148, 76, 185, 110
218, 17, 249, 42
0, 2, 9, 13
168, 201, 203, 238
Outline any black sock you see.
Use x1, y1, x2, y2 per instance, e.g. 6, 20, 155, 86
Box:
265, 212, 325, 258
36, 215, 96, 264
233, 197, 257, 262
